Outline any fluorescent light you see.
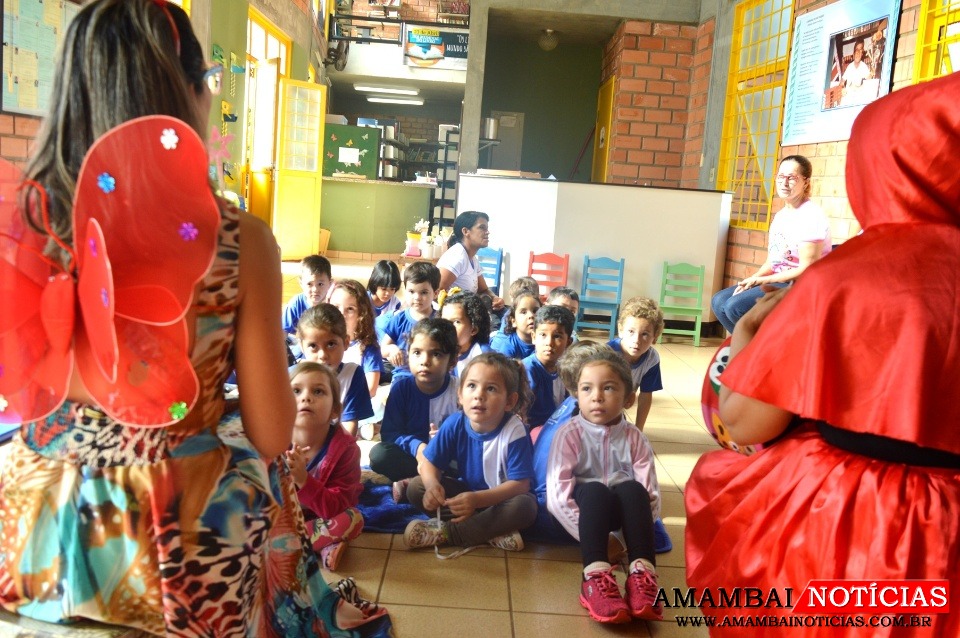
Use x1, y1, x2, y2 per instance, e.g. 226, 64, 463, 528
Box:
354, 84, 419, 95
367, 96, 425, 105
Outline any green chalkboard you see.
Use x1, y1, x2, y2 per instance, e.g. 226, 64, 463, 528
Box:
322, 124, 380, 179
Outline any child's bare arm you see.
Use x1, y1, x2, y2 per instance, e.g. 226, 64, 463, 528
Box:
719, 286, 793, 444
634, 390, 653, 430
419, 457, 446, 511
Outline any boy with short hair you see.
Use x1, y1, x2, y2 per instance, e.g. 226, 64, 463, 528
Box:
282, 255, 334, 334
608, 297, 664, 430
523, 306, 575, 430
379, 261, 441, 368
546, 286, 580, 342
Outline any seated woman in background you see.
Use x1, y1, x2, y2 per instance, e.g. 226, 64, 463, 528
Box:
437, 210, 504, 311
686, 72, 960, 636
710, 154, 831, 333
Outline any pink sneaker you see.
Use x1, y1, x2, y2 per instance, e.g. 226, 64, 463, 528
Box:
579, 568, 631, 624
392, 478, 410, 504
625, 567, 663, 620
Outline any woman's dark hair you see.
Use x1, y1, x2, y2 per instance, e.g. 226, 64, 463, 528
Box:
459, 352, 533, 421
367, 259, 401, 294
447, 211, 490, 248
440, 291, 491, 345
25, 0, 208, 250
406, 317, 459, 362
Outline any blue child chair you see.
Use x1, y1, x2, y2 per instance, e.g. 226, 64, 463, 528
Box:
575, 255, 626, 339
477, 246, 504, 296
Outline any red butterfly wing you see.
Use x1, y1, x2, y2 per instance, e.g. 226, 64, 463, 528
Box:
0, 160, 72, 424
76, 218, 118, 382
72, 116, 219, 426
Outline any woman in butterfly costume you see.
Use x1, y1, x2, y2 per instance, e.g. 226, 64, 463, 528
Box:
0, 2, 388, 636
685, 72, 960, 634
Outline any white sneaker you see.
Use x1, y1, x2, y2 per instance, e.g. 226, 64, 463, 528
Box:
488, 530, 524, 552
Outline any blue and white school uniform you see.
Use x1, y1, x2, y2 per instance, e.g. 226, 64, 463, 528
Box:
343, 340, 384, 377
489, 330, 535, 360
453, 342, 491, 378
607, 338, 663, 392
369, 291, 402, 318
425, 413, 535, 492
380, 374, 459, 458
522, 353, 567, 428
337, 361, 374, 422
526, 396, 579, 542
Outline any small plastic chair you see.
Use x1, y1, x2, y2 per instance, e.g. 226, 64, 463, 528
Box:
575, 255, 625, 339
477, 246, 504, 295
658, 261, 705, 346
527, 251, 570, 299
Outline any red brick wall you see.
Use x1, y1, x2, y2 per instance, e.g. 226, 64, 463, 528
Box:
602, 21, 696, 187
0, 114, 40, 167
340, 111, 455, 141
719, 0, 922, 287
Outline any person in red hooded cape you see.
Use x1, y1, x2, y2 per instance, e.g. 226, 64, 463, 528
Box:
685, 70, 960, 637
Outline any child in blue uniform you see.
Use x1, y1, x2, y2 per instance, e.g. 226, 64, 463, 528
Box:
404, 352, 538, 554
282, 254, 333, 334
367, 259, 402, 317
440, 291, 491, 378
369, 318, 460, 488
607, 297, 664, 430
523, 305, 575, 431
331, 279, 383, 398
296, 304, 374, 437
378, 261, 440, 376
490, 290, 540, 359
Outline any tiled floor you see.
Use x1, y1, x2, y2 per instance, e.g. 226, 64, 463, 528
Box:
286, 258, 721, 637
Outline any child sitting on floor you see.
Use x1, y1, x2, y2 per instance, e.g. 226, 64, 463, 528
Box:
523, 306, 575, 431
546, 286, 581, 342
491, 290, 540, 360
404, 352, 538, 556
367, 259, 402, 318
608, 297, 664, 430
297, 304, 374, 437
286, 362, 364, 571
440, 291, 491, 378
378, 261, 440, 374
331, 279, 383, 398
283, 254, 334, 334
369, 318, 460, 490
547, 348, 662, 624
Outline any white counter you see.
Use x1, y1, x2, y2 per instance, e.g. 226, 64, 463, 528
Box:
457, 174, 731, 321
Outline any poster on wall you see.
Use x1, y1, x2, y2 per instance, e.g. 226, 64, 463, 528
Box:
403, 25, 468, 70
2, 0, 82, 115
782, 0, 901, 146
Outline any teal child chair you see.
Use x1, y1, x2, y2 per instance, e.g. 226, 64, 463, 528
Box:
658, 261, 705, 346
575, 255, 625, 339
477, 246, 504, 296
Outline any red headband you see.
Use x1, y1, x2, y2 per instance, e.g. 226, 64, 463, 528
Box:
152, 0, 181, 56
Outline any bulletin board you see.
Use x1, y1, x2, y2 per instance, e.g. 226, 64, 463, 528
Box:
322, 123, 381, 179
2, 0, 82, 116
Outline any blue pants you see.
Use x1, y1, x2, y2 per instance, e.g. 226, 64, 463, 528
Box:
711, 283, 788, 333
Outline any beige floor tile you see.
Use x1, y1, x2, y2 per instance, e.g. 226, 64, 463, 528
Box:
351, 531, 394, 551
508, 555, 587, 616
655, 523, 687, 569
512, 611, 651, 637
386, 604, 513, 637
325, 547, 389, 602
512, 541, 583, 563
643, 408, 701, 426
380, 551, 510, 610
658, 491, 688, 523
649, 618, 709, 637
644, 423, 715, 446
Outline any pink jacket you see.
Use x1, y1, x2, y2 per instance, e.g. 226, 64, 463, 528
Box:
297, 425, 362, 520
546, 413, 660, 540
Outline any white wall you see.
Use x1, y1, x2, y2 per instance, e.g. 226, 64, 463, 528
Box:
458, 174, 731, 320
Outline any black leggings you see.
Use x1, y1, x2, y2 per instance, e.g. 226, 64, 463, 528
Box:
574, 480, 655, 568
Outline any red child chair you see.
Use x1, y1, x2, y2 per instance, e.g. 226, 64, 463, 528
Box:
527, 251, 570, 300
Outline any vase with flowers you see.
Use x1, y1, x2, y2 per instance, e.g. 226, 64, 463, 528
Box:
405, 218, 431, 256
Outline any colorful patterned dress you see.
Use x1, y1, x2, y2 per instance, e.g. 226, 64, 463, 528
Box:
0, 203, 389, 637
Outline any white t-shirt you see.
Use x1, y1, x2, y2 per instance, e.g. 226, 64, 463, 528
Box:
767, 200, 832, 273
842, 60, 871, 88
436, 242, 481, 293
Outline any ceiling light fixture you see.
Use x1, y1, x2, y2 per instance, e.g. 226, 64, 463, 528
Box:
367, 96, 425, 105
538, 29, 559, 52
354, 84, 419, 95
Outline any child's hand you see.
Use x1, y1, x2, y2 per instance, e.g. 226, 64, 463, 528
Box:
385, 344, 404, 367
423, 482, 446, 512
428, 422, 438, 439
285, 445, 309, 488
444, 491, 478, 523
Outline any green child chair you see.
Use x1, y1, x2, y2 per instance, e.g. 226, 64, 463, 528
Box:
658, 261, 705, 346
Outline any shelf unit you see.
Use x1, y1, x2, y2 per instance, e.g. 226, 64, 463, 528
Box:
379, 137, 406, 181
432, 128, 459, 232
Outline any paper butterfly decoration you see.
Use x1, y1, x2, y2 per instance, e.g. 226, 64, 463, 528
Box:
0, 116, 219, 427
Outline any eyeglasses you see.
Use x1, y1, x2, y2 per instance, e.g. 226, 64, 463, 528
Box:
203, 64, 223, 95
775, 174, 804, 184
